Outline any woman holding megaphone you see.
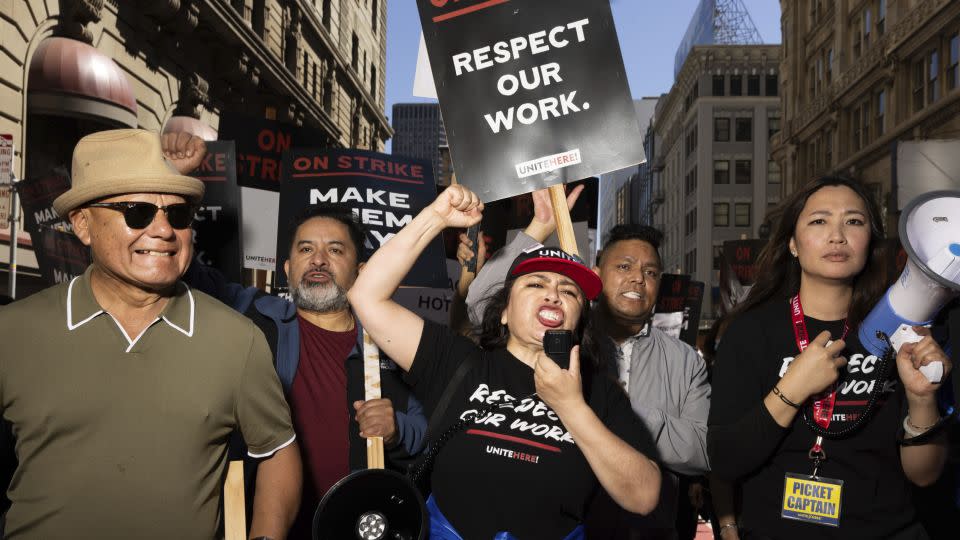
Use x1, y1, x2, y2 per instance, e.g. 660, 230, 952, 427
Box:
347, 185, 661, 539
708, 176, 951, 539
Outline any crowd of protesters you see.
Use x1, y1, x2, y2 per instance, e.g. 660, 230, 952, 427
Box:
0, 130, 956, 540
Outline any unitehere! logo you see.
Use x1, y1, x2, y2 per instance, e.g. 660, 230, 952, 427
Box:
429, 0, 511, 23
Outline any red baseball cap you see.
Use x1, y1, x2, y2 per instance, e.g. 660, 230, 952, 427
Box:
508, 246, 602, 301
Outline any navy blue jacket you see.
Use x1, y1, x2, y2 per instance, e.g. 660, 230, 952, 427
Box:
183, 263, 427, 469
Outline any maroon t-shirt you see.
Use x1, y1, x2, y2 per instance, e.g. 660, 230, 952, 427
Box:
288, 316, 357, 539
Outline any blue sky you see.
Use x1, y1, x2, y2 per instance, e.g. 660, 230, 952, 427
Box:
384, 0, 782, 144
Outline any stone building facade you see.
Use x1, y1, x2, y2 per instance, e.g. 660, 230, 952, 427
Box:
0, 0, 392, 293
773, 0, 960, 230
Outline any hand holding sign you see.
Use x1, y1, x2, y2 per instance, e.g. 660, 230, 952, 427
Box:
428, 185, 484, 228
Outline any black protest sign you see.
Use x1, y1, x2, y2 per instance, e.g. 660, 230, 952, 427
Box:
218, 114, 334, 191
17, 170, 72, 233
187, 141, 243, 283
679, 281, 705, 347
416, 0, 643, 202
657, 274, 691, 314
33, 227, 90, 285
719, 239, 765, 314
277, 149, 447, 288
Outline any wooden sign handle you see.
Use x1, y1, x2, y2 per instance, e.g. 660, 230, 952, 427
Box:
362, 330, 386, 470
549, 184, 579, 256
224, 460, 246, 540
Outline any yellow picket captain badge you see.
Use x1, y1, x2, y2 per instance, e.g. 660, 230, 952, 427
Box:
781, 473, 843, 527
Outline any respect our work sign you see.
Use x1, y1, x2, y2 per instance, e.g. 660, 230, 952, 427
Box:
416, 0, 644, 202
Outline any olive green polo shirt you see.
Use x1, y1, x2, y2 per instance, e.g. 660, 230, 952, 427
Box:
0, 267, 295, 539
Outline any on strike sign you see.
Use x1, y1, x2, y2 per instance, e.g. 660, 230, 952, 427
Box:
416, 0, 643, 202
277, 149, 447, 289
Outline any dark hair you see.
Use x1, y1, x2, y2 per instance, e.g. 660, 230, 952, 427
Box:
598, 224, 664, 266
287, 204, 368, 261
476, 277, 602, 370
720, 176, 888, 334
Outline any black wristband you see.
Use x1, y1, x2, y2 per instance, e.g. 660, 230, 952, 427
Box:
773, 385, 801, 408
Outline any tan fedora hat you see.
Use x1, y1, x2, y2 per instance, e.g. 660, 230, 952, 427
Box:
53, 129, 205, 217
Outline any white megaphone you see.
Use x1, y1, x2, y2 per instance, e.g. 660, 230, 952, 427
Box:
859, 190, 960, 383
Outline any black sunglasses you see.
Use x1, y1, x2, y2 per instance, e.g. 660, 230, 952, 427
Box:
86, 202, 196, 229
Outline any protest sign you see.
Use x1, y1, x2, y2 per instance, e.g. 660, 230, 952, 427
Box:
277, 149, 447, 288
218, 114, 333, 191
240, 187, 280, 271
416, 0, 643, 202
392, 259, 463, 325
653, 273, 692, 338
719, 239, 764, 314
17, 170, 72, 234
16, 170, 91, 285
34, 227, 90, 285
679, 280, 705, 347
187, 141, 243, 283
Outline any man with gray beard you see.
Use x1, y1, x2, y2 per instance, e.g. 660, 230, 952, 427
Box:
187, 204, 426, 539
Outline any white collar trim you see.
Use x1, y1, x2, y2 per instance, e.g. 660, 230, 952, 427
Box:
66, 277, 196, 341
66, 276, 104, 330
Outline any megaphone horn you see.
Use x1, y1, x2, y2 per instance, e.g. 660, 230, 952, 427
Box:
859, 190, 960, 382
313, 468, 427, 540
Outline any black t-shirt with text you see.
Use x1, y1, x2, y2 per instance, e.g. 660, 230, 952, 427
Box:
709, 299, 917, 539
406, 322, 650, 539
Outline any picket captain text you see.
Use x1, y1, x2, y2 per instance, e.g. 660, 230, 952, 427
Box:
451, 19, 590, 77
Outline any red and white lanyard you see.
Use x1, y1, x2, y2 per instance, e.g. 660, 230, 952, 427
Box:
789, 295, 848, 474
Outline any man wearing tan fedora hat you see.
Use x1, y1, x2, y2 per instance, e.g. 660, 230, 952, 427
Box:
0, 129, 301, 539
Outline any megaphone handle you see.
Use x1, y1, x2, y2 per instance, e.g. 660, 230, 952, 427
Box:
890, 325, 943, 383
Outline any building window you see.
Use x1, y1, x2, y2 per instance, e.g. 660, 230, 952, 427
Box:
826, 49, 834, 84
861, 99, 871, 146
768, 115, 781, 140
713, 203, 730, 227
876, 90, 886, 136
768, 160, 781, 184
370, 65, 377, 97
731, 75, 743, 96
714, 160, 730, 184
949, 33, 960, 91
735, 117, 752, 141
713, 245, 724, 270
929, 49, 940, 103
824, 128, 833, 166
322, 0, 332, 28
766, 74, 779, 96
863, 7, 872, 49
735, 203, 752, 227
351, 33, 360, 71
852, 16, 862, 59
372, 0, 379, 32
685, 209, 697, 236
747, 75, 760, 96
877, 0, 886, 35
713, 75, 725, 96
735, 160, 752, 184
913, 60, 925, 112
852, 105, 861, 151
715, 117, 730, 142
686, 249, 697, 273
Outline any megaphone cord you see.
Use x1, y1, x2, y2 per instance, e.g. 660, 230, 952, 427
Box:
800, 332, 895, 439
409, 392, 538, 494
